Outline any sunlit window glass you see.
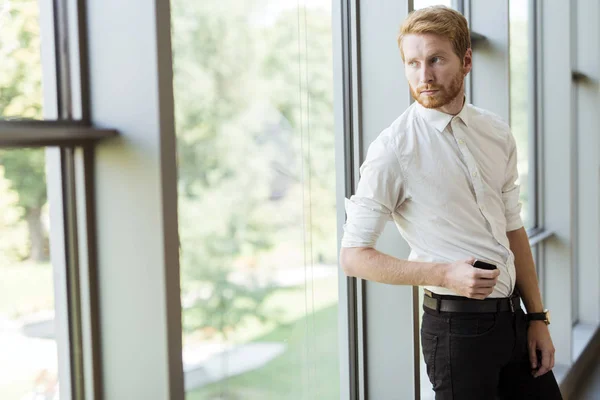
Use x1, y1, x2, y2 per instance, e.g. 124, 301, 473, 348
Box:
0, 0, 44, 120
509, 0, 532, 229
171, 1, 339, 398
0, 149, 60, 400
413, 0, 453, 10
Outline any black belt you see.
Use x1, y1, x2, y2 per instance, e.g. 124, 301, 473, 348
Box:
423, 290, 520, 313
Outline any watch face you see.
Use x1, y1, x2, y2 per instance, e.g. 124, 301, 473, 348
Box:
545, 310, 551, 324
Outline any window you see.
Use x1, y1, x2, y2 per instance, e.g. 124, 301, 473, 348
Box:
0, 0, 44, 119
171, 1, 339, 398
0, 150, 60, 399
0, 0, 109, 398
509, 0, 535, 230
0, 2, 61, 397
413, 0, 453, 9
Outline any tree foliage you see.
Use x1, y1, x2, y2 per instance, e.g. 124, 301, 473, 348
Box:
0, 0, 48, 262
172, 0, 336, 340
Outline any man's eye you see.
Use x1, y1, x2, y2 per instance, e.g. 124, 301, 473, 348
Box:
431, 57, 441, 63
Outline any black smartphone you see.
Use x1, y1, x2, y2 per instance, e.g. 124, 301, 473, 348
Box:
473, 260, 497, 270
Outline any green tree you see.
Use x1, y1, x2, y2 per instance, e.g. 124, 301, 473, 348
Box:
172, 0, 283, 343
0, 150, 47, 261
0, 0, 48, 262
172, 1, 337, 397
172, 4, 338, 376
258, 7, 336, 263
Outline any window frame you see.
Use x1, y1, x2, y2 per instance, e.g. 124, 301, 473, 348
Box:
0, 0, 112, 398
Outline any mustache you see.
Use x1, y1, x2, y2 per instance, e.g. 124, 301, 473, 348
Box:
417, 85, 441, 93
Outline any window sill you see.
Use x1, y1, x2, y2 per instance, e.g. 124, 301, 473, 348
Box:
527, 228, 554, 247
0, 120, 117, 147
559, 323, 600, 398
573, 322, 599, 362
555, 323, 598, 387
554, 323, 597, 384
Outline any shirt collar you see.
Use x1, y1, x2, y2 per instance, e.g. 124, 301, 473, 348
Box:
416, 98, 470, 132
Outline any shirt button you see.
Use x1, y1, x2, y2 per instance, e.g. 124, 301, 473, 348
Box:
458, 139, 465, 145
471, 171, 478, 178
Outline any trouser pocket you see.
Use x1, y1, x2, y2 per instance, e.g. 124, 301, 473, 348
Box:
421, 330, 438, 388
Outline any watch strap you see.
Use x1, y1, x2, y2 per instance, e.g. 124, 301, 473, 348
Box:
527, 312, 547, 321
527, 310, 550, 325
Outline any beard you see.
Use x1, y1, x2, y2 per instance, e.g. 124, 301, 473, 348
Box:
410, 70, 464, 109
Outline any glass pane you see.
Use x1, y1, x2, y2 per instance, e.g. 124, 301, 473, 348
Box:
509, 0, 532, 229
171, 1, 339, 399
413, 0, 453, 10
0, 149, 59, 399
0, 0, 44, 120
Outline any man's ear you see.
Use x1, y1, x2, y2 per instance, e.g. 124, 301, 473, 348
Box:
463, 48, 473, 75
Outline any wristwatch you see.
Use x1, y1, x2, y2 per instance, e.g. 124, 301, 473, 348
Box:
527, 309, 551, 325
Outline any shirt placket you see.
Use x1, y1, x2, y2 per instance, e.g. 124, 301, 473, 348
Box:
450, 118, 515, 291
450, 118, 485, 209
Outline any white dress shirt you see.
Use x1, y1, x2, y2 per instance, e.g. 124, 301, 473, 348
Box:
341, 101, 523, 298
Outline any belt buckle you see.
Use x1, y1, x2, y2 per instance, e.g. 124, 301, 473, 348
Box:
509, 298, 515, 313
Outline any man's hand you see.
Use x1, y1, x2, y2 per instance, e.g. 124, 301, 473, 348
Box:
442, 257, 500, 299
528, 321, 555, 377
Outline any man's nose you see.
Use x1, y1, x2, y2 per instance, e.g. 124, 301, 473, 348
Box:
419, 65, 434, 84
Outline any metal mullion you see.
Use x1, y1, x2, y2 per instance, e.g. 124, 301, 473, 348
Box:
73, 145, 103, 400
63, 0, 90, 123
341, 0, 366, 398
532, 0, 547, 304
349, 0, 363, 181
61, 146, 85, 400
528, 228, 554, 247
534, 0, 544, 233
58, 0, 107, 397
464, 0, 473, 103
529, 0, 539, 232
53, 0, 73, 120
0, 124, 117, 148
570, 0, 579, 326
0, 120, 85, 127
350, 1, 366, 398
353, 279, 367, 400
43, 147, 73, 400
53, 0, 92, 398
75, 0, 91, 124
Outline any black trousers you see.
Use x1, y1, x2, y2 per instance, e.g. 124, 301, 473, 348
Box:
421, 301, 563, 399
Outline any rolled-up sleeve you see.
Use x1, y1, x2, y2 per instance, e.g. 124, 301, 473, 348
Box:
341, 136, 406, 248
503, 133, 524, 231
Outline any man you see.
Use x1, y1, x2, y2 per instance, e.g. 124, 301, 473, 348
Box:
339, 6, 562, 399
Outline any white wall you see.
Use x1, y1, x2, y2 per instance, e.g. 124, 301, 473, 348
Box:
575, 0, 600, 327
85, 0, 184, 398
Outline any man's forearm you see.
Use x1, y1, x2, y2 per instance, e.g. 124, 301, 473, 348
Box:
340, 247, 447, 287
508, 227, 544, 313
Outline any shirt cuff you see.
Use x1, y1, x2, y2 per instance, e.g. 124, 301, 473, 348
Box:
506, 216, 524, 232
502, 186, 523, 232
340, 197, 390, 248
